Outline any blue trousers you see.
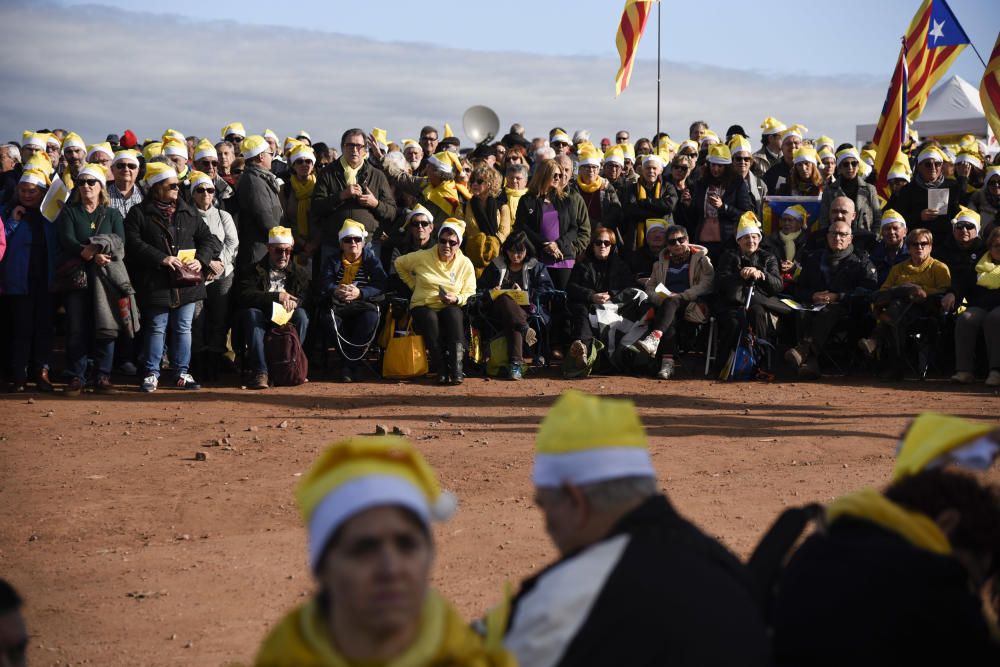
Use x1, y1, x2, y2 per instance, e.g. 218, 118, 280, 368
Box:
241, 307, 309, 373
141, 302, 196, 378
65, 288, 114, 381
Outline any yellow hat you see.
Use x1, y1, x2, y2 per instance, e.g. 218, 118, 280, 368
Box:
880, 208, 907, 228
405, 205, 433, 225
188, 170, 213, 191
603, 146, 625, 166
780, 124, 808, 143
678, 139, 698, 154
645, 218, 667, 234
161, 137, 188, 159
835, 147, 860, 166
860, 148, 876, 167
19, 167, 51, 189
268, 226, 294, 245
77, 163, 108, 186
283, 136, 301, 155
958, 134, 977, 149
622, 142, 636, 161
142, 142, 163, 161
372, 127, 389, 150
550, 130, 571, 145
24, 153, 54, 176
888, 158, 911, 182
533, 390, 653, 487
986, 166, 1000, 184
221, 122, 246, 140
706, 143, 732, 165
892, 413, 999, 482
782, 205, 809, 226
193, 138, 217, 163
760, 116, 787, 136
818, 147, 836, 163
955, 149, 983, 170
338, 219, 368, 241
296, 130, 312, 142
61, 132, 85, 152
45, 134, 61, 148
699, 130, 720, 147
162, 128, 185, 144
439, 217, 466, 244
658, 135, 678, 153
240, 135, 269, 159
952, 205, 981, 233
577, 143, 603, 167
289, 144, 315, 164
262, 128, 279, 143
427, 150, 462, 174
443, 123, 454, 139
793, 146, 818, 165
86, 142, 113, 162
402, 139, 420, 150
735, 211, 762, 239
728, 135, 752, 156
296, 436, 456, 570
642, 153, 666, 168
143, 162, 177, 187
815, 135, 835, 152
917, 145, 946, 164
112, 149, 140, 167
23, 132, 48, 150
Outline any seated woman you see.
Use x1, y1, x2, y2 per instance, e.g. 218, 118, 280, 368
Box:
393, 219, 476, 385
714, 212, 787, 362
951, 226, 1000, 387
255, 435, 513, 667
635, 224, 715, 380
858, 227, 951, 380
462, 164, 510, 273
762, 205, 811, 289
477, 231, 555, 380
321, 220, 388, 383
565, 226, 633, 369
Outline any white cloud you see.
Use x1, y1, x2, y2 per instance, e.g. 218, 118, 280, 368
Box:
1, 2, 886, 147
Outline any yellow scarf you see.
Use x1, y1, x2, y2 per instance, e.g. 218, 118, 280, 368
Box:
976, 253, 1000, 290
778, 229, 802, 262
254, 589, 515, 667
339, 256, 362, 286
291, 174, 316, 237
340, 156, 360, 186
423, 181, 462, 217
504, 187, 527, 219
62, 168, 74, 190
826, 488, 952, 556
576, 175, 604, 194
637, 179, 660, 201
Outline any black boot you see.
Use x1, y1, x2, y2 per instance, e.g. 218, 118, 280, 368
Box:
429, 342, 449, 384
449, 344, 465, 385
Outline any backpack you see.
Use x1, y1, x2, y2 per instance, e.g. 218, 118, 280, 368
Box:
265, 323, 308, 386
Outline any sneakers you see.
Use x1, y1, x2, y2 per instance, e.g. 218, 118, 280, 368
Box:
64, 377, 84, 396
95, 376, 119, 395
509, 361, 523, 381
857, 337, 877, 358
249, 372, 269, 390
174, 373, 201, 390
140, 374, 158, 393
636, 331, 662, 357
569, 340, 587, 368
656, 357, 675, 380
950, 371, 976, 384
987, 370, 1000, 387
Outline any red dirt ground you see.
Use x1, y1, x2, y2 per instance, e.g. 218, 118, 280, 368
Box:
1, 373, 997, 665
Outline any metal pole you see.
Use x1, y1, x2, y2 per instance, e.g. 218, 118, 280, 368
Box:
656, 0, 661, 138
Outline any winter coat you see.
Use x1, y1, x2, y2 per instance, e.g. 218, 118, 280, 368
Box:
513, 191, 592, 261
621, 178, 679, 252
689, 177, 753, 245
968, 188, 999, 237
820, 179, 882, 232
792, 248, 878, 304
319, 245, 388, 301
645, 244, 715, 304
938, 235, 987, 304
886, 179, 963, 251
238, 255, 311, 313
234, 163, 283, 270
311, 159, 397, 244
568, 180, 624, 237
565, 249, 633, 305
1, 206, 58, 294
715, 246, 784, 306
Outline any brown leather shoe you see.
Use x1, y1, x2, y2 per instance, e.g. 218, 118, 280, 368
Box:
63, 377, 83, 396
95, 376, 119, 395
36, 368, 54, 392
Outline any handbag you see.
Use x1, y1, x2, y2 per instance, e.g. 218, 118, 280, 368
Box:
382, 324, 428, 379
171, 262, 203, 287
53, 258, 88, 292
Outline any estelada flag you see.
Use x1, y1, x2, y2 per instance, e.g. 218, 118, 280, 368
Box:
904, 0, 970, 123
981, 31, 1000, 140
614, 0, 653, 97
872, 47, 909, 199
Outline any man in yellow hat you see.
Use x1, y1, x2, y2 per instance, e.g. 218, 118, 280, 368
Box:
500, 390, 770, 666
753, 117, 786, 176
235, 135, 284, 272
886, 144, 963, 249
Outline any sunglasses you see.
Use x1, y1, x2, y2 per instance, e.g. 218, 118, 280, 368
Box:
410, 219, 432, 228
954, 223, 977, 231
341, 236, 363, 244
911, 241, 932, 248
438, 238, 459, 247
666, 237, 687, 246
616, 137, 628, 142
733, 157, 752, 163
672, 165, 689, 172
270, 247, 293, 255
592, 239, 613, 247
231, 169, 243, 175
840, 161, 859, 168
199, 161, 219, 168
114, 163, 138, 170
195, 187, 216, 195
344, 143, 365, 151
77, 178, 101, 187
165, 183, 180, 191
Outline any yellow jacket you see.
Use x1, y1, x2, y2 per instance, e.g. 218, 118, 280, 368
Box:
255, 589, 515, 667
880, 257, 951, 295
394, 247, 477, 310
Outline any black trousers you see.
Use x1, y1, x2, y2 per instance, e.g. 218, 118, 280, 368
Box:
410, 305, 464, 371
650, 298, 686, 355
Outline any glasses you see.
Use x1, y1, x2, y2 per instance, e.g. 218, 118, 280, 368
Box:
343, 143, 365, 151
438, 238, 459, 247
195, 187, 216, 195
828, 231, 852, 238
77, 178, 101, 187
231, 169, 243, 175
506, 155, 523, 162
199, 160, 219, 168
954, 223, 977, 231
165, 183, 180, 190
551, 172, 564, 179
341, 237, 363, 245
666, 237, 687, 246
592, 239, 613, 247
840, 161, 859, 169
114, 163, 137, 170
733, 157, 752, 163
671, 165, 689, 172
421, 136, 438, 143
410, 219, 432, 228
911, 241, 932, 248
988, 181, 1000, 189
616, 136, 628, 142
270, 247, 293, 255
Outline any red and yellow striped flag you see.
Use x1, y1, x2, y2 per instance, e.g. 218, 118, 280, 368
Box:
614, 0, 653, 97
903, 0, 970, 122
981, 31, 1000, 140
872, 47, 909, 198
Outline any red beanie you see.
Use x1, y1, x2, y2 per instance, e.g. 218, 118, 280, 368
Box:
120, 129, 138, 149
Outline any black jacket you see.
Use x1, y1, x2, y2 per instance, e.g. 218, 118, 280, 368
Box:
621, 177, 678, 252
513, 191, 591, 262
234, 164, 283, 270
886, 179, 963, 251
310, 159, 396, 245
124, 198, 220, 308
763, 159, 792, 193
238, 255, 311, 313
505, 495, 771, 667
566, 250, 633, 305
715, 247, 784, 306
688, 177, 753, 245
568, 181, 623, 238
938, 235, 986, 304
792, 248, 878, 304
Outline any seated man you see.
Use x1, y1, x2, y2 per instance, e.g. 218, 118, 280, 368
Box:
238, 226, 310, 389
785, 220, 878, 379
500, 391, 770, 667
939, 207, 986, 317
870, 209, 909, 285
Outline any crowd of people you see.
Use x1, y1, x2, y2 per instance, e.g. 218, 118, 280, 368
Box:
1, 118, 999, 392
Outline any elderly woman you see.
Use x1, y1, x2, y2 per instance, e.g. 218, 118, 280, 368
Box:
951, 227, 1000, 386
463, 164, 510, 272
255, 436, 513, 666
762, 205, 811, 288
125, 163, 221, 393
56, 164, 128, 395
187, 170, 238, 380
819, 147, 881, 233
281, 144, 317, 255
969, 166, 999, 238
858, 227, 951, 380
478, 231, 555, 379
776, 147, 825, 197
191, 139, 234, 212
373, 140, 465, 226
321, 220, 388, 383
688, 145, 752, 256
1, 167, 58, 392
572, 145, 623, 239
388, 206, 436, 295
500, 162, 528, 223
513, 159, 591, 291
394, 219, 476, 385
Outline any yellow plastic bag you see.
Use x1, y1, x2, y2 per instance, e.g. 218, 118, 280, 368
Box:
382, 327, 428, 379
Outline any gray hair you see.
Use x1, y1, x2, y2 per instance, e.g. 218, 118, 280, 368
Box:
505, 162, 528, 177
510, 123, 525, 136
535, 146, 555, 161
384, 150, 408, 173
1, 144, 20, 163
579, 476, 657, 513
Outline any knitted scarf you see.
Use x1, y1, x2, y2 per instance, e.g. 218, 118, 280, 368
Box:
339, 255, 362, 285
778, 229, 802, 261
637, 179, 660, 201
576, 175, 604, 194
152, 198, 176, 223
976, 253, 1000, 290
291, 174, 316, 237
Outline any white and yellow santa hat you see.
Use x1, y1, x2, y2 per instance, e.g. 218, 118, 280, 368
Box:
658, 135, 678, 154
19, 167, 51, 189
728, 135, 752, 157
818, 147, 836, 164
162, 137, 188, 159
706, 143, 732, 165
893, 413, 999, 482
61, 132, 86, 152
760, 116, 786, 136
439, 217, 466, 244
240, 135, 269, 159
603, 145, 625, 167
193, 138, 218, 162
533, 390, 654, 488
736, 211, 762, 239
296, 130, 312, 143
577, 143, 603, 167
428, 150, 462, 175
112, 149, 140, 167
268, 226, 294, 245
162, 128, 185, 144
699, 130, 720, 148
880, 208, 906, 228
888, 158, 912, 182
188, 170, 213, 190
917, 145, 947, 164
793, 146, 818, 165
23, 153, 54, 177
952, 206, 980, 234
221, 122, 246, 140
23, 132, 49, 150
835, 147, 860, 166
645, 218, 667, 235
77, 163, 108, 186
780, 124, 808, 143
283, 136, 302, 156
986, 165, 1000, 185
814, 135, 835, 152
289, 144, 316, 164
549, 129, 571, 145
297, 436, 457, 571
955, 149, 983, 170
642, 153, 666, 168
86, 142, 113, 162
405, 204, 433, 225
338, 219, 368, 241
262, 128, 279, 144
782, 204, 809, 226
142, 142, 163, 161
143, 162, 177, 187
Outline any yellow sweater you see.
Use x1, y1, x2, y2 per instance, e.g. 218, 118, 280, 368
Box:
255, 589, 515, 667
394, 247, 477, 310
880, 257, 951, 295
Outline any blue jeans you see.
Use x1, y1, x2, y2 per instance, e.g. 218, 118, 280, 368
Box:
241, 307, 309, 373
65, 288, 115, 381
141, 302, 196, 378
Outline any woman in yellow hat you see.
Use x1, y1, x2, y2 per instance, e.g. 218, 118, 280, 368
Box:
256, 436, 514, 667
776, 147, 824, 196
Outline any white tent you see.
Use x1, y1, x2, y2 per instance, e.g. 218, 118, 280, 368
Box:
856, 75, 991, 144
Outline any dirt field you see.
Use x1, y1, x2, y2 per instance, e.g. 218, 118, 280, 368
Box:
1, 372, 997, 666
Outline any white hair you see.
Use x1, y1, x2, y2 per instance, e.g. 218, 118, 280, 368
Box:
535, 146, 556, 161
1, 144, 21, 163
384, 150, 408, 173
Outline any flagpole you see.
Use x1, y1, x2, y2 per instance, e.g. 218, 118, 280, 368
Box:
655, 0, 661, 138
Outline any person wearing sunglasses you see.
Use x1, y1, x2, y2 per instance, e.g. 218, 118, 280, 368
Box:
968, 165, 999, 238
125, 163, 221, 393
462, 164, 509, 274
187, 170, 238, 381
819, 147, 882, 236
951, 225, 1000, 386
939, 207, 986, 320
106, 149, 143, 219
190, 138, 234, 214
859, 227, 951, 380
394, 219, 476, 385
729, 136, 767, 219
886, 144, 963, 249
387, 206, 437, 295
